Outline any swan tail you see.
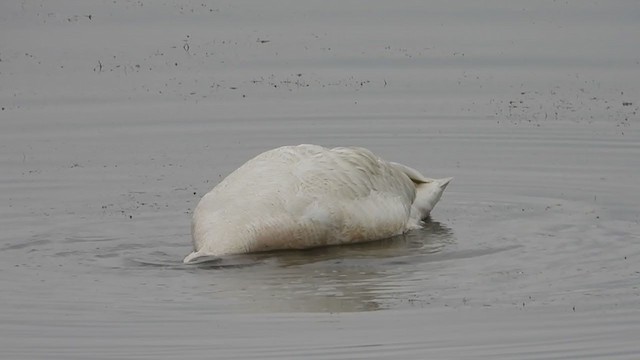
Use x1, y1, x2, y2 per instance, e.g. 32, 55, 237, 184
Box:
389, 162, 453, 188
435, 177, 453, 189
411, 177, 452, 221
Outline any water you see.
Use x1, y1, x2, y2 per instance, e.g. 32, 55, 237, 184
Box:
1, 1, 640, 358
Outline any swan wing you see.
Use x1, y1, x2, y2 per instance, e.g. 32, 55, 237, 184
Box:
189, 145, 418, 257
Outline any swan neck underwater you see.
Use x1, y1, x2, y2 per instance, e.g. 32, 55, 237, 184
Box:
184, 144, 452, 263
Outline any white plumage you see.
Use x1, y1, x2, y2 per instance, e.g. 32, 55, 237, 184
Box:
184, 144, 451, 263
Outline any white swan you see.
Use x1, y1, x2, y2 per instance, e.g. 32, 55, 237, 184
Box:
184, 144, 451, 263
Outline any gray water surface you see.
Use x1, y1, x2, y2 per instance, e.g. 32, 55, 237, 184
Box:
2, 1, 640, 359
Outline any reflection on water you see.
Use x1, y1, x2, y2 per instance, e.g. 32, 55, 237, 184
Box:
128, 219, 524, 312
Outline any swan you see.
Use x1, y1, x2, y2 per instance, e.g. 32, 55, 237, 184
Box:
184, 144, 451, 263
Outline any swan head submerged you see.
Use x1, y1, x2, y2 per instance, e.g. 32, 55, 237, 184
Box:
184, 145, 453, 263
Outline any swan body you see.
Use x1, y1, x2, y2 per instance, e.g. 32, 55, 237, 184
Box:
184, 144, 451, 263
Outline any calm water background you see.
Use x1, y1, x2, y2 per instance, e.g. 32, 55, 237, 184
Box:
1, 1, 639, 358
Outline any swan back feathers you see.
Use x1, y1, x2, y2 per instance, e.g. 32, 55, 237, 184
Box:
186, 144, 450, 262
